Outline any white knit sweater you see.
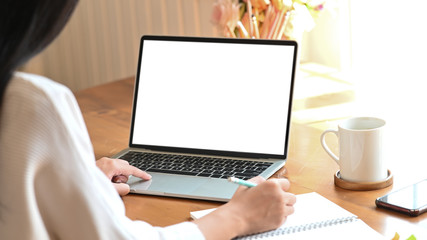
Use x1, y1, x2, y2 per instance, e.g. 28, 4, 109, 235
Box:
0, 72, 204, 240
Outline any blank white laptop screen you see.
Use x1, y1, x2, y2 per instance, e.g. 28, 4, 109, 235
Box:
132, 39, 295, 156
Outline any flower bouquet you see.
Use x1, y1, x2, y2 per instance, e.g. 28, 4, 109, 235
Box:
211, 0, 325, 41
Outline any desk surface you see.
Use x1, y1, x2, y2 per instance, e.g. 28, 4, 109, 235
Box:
75, 73, 426, 239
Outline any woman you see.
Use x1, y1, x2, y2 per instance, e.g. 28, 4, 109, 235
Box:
0, 0, 296, 239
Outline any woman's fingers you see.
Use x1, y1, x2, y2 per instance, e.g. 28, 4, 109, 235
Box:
114, 159, 152, 180
113, 182, 131, 196
247, 176, 265, 184
112, 175, 128, 183
96, 157, 152, 181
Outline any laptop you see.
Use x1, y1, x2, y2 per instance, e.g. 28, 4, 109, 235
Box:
113, 35, 298, 202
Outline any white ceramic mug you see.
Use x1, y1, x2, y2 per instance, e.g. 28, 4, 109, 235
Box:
320, 117, 387, 182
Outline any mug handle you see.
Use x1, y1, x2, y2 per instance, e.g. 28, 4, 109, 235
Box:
320, 129, 340, 165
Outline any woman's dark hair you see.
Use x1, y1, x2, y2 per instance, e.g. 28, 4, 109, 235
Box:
0, 0, 79, 101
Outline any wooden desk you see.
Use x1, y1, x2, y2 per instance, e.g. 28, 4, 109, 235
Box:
75, 75, 426, 239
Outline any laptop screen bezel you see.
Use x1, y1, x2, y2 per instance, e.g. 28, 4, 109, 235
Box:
129, 35, 297, 160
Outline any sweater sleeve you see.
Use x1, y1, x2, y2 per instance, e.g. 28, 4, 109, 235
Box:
0, 73, 205, 240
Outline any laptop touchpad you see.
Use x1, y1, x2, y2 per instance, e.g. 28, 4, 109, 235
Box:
128, 173, 238, 201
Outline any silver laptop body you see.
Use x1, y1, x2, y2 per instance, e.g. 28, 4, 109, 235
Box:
113, 35, 298, 202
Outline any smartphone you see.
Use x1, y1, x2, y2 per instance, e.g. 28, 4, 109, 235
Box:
376, 179, 427, 217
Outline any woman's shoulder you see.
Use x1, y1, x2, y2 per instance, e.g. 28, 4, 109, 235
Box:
10, 72, 73, 100
2, 72, 92, 164
3, 72, 82, 132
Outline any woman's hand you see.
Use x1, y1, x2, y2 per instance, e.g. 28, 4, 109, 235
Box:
225, 176, 296, 235
96, 157, 151, 196
194, 176, 296, 240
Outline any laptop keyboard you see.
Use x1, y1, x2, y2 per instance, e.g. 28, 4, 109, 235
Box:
120, 151, 273, 180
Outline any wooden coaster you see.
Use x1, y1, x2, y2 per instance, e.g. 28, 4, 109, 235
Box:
334, 169, 393, 191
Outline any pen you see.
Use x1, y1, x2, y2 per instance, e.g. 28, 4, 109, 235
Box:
227, 177, 257, 188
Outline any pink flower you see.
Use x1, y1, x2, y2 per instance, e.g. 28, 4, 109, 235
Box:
243, 0, 269, 11
211, 0, 241, 36
212, 0, 325, 39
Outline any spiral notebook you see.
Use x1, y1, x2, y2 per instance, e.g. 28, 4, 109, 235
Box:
190, 192, 386, 239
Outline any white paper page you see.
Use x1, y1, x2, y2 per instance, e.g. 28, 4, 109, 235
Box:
190, 208, 216, 220
190, 192, 353, 224
190, 192, 384, 239
259, 219, 386, 240
281, 192, 355, 228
